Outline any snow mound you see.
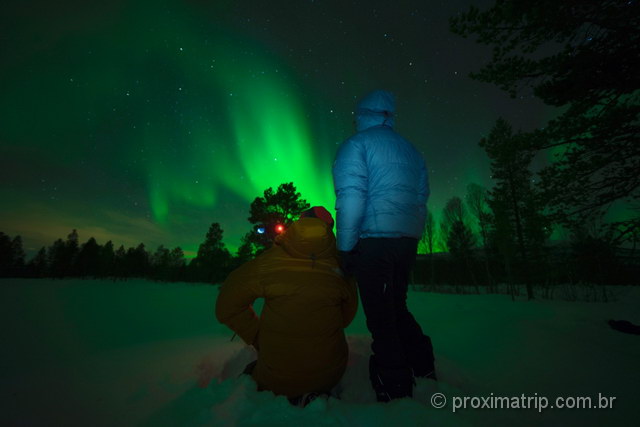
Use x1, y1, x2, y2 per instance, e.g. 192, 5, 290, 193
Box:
148, 335, 467, 427
2, 279, 639, 426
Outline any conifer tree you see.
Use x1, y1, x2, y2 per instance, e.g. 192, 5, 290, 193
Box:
76, 237, 101, 277
480, 119, 550, 299
247, 182, 310, 251
451, 0, 640, 242
192, 223, 231, 284
99, 241, 115, 277
28, 247, 48, 277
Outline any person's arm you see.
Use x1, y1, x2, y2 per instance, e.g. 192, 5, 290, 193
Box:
332, 137, 368, 252
341, 276, 359, 328
215, 258, 263, 347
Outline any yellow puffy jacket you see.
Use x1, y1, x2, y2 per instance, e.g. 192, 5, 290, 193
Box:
216, 217, 358, 397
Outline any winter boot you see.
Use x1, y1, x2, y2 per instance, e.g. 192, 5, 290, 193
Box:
369, 356, 413, 402
288, 392, 330, 408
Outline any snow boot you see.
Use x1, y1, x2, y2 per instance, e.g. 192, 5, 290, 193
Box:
369, 356, 413, 402
288, 391, 330, 408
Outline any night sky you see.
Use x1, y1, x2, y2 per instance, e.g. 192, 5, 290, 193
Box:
1, 0, 553, 257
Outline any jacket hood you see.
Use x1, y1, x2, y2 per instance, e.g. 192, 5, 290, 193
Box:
277, 217, 336, 260
355, 90, 396, 132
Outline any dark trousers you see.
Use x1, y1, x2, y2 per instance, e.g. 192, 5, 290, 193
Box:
354, 237, 435, 388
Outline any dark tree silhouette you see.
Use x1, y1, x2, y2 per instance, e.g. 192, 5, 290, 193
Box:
27, 247, 48, 277
451, 0, 640, 243
190, 223, 232, 284
570, 220, 616, 296
480, 119, 550, 299
235, 232, 261, 265
47, 238, 67, 278
247, 182, 310, 252
76, 237, 101, 277
11, 236, 25, 271
151, 245, 171, 280
168, 247, 186, 281
125, 243, 150, 277
440, 197, 466, 251
113, 245, 127, 279
466, 183, 495, 288
447, 220, 476, 262
66, 229, 80, 275
420, 208, 437, 287
99, 241, 115, 277
441, 197, 477, 287
0, 232, 24, 276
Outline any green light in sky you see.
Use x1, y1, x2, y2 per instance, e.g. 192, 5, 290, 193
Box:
145, 31, 335, 226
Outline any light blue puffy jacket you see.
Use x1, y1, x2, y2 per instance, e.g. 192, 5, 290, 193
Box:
332, 90, 429, 252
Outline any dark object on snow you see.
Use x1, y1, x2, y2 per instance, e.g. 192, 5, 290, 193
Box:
242, 360, 257, 376
288, 391, 331, 408
608, 319, 640, 335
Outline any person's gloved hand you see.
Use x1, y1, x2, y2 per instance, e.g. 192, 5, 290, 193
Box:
338, 250, 358, 277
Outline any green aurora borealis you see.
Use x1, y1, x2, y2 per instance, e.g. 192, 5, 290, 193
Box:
1, 0, 556, 256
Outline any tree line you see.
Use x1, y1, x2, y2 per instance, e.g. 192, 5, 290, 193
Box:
0, 183, 309, 284
415, 180, 639, 301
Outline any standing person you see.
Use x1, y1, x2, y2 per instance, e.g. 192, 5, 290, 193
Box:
216, 207, 358, 406
332, 89, 436, 402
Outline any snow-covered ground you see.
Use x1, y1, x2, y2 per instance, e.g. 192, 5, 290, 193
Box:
2, 279, 639, 426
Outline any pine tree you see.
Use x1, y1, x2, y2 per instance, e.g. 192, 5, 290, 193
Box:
450, 0, 640, 242
247, 182, 310, 251
420, 209, 437, 287
480, 119, 550, 299
28, 247, 48, 277
10, 236, 25, 273
0, 233, 26, 277
126, 243, 150, 277
447, 221, 477, 262
151, 245, 171, 280
168, 247, 186, 281
192, 223, 232, 284
441, 197, 477, 287
99, 241, 115, 277
113, 245, 127, 279
66, 229, 79, 276
0, 232, 14, 276
76, 237, 101, 277
466, 183, 495, 288
47, 238, 67, 278
236, 232, 260, 263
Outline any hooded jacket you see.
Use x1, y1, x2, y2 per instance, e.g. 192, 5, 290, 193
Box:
332, 90, 429, 252
215, 217, 358, 397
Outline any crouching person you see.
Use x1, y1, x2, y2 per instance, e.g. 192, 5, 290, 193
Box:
215, 207, 358, 406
